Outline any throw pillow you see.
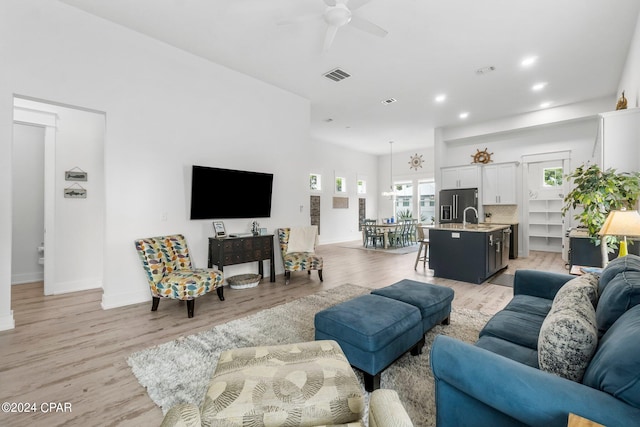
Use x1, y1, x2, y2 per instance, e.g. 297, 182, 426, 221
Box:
554, 273, 599, 308
538, 290, 598, 382
595, 270, 640, 337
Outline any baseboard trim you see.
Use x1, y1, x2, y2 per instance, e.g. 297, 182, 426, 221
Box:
52, 278, 102, 295
101, 288, 150, 310
0, 311, 15, 331
11, 272, 44, 285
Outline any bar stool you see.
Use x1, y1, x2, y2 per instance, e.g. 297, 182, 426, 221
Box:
414, 224, 430, 269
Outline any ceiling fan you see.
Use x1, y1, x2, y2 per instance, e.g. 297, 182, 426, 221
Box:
279, 0, 388, 52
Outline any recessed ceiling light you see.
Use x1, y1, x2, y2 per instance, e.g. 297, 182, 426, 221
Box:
540, 101, 551, 108
459, 112, 469, 119
521, 56, 538, 67
532, 82, 547, 91
435, 94, 447, 103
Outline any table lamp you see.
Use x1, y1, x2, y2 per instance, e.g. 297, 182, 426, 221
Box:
598, 209, 640, 258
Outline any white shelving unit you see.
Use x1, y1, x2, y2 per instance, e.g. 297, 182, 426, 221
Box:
528, 198, 563, 252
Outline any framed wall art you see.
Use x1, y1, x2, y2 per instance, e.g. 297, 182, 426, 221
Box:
65, 167, 88, 181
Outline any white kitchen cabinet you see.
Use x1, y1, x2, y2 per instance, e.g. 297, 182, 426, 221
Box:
441, 165, 480, 189
598, 108, 640, 173
482, 162, 517, 205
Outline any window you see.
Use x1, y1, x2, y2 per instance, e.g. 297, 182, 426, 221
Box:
357, 179, 366, 194
335, 176, 346, 193
309, 173, 321, 191
543, 167, 563, 187
419, 180, 436, 223
394, 182, 413, 219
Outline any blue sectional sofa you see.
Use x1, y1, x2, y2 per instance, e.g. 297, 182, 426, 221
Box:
430, 254, 640, 427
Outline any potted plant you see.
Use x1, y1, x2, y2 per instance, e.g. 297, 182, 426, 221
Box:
562, 163, 640, 260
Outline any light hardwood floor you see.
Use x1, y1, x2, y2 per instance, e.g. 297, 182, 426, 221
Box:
0, 242, 567, 427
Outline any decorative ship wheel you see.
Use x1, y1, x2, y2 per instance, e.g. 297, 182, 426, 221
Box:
471, 148, 493, 164
409, 153, 424, 170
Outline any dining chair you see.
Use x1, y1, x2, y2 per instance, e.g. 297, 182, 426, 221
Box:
414, 224, 430, 269
388, 220, 406, 247
363, 219, 384, 248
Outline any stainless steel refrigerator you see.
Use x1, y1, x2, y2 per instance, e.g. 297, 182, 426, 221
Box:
439, 188, 478, 223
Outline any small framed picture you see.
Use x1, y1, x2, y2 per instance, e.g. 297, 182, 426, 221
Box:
64, 186, 87, 198
213, 221, 227, 238
65, 170, 88, 181
259, 227, 267, 235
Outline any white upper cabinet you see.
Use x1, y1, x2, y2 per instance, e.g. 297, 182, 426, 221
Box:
598, 108, 640, 173
441, 165, 480, 189
482, 162, 517, 205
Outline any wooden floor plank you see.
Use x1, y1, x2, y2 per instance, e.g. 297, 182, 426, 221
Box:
0, 242, 567, 426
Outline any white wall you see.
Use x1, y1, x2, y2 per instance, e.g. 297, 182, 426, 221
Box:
308, 140, 379, 244
0, 0, 316, 325
11, 124, 45, 284
618, 8, 640, 109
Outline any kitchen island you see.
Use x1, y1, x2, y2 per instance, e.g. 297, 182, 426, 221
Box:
429, 223, 511, 284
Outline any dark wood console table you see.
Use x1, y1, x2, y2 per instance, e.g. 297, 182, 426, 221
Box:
208, 234, 276, 282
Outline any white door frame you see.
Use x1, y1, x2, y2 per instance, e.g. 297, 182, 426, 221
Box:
13, 105, 57, 295
520, 150, 571, 258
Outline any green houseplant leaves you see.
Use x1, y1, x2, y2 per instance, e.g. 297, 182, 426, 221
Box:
562, 163, 640, 251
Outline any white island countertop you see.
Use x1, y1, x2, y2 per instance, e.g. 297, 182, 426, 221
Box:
433, 223, 511, 233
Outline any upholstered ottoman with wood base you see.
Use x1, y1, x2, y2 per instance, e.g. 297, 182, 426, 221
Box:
314, 294, 424, 392
371, 279, 455, 333
160, 340, 415, 427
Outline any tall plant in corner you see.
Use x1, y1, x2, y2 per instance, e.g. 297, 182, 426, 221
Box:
562, 163, 640, 252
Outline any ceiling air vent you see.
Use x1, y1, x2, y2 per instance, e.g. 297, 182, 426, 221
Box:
381, 98, 397, 105
323, 68, 351, 82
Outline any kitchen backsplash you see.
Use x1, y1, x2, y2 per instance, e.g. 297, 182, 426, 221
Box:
483, 204, 518, 224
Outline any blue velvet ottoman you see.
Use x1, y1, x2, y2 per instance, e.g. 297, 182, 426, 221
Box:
314, 294, 424, 391
372, 279, 454, 333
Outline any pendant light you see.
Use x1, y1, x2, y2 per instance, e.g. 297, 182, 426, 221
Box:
381, 141, 396, 198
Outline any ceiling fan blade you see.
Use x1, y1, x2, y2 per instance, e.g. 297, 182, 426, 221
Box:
347, 0, 373, 11
323, 25, 339, 52
277, 13, 321, 26
323, 0, 337, 6
349, 15, 388, 38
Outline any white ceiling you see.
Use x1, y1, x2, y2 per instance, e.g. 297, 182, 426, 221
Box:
58, 0, 640, 155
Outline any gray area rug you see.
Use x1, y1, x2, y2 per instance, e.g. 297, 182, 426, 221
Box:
341, 241, 421, 255
128, 284, 491, 426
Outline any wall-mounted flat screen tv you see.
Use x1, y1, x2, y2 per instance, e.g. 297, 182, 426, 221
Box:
190, 165, 273, 219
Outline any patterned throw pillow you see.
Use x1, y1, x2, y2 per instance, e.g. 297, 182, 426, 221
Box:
553, 273, 599, 307
538, 283, 598, 382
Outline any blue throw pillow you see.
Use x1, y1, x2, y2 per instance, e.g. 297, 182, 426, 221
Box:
596, 270, 640, 337
583, 304, 640, 408
598, 254, 640, 295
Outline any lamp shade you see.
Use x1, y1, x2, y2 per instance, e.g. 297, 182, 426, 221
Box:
598, 210, 640, 237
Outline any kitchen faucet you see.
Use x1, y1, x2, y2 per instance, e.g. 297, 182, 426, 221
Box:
463, 206, 478, 228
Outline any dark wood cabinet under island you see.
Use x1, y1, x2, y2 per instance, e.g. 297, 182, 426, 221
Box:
429, 224, 510, 284
208, 235, 276, 282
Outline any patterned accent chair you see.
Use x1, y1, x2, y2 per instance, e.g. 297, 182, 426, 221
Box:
134, 234, 224, 318
278, 227, 323, 285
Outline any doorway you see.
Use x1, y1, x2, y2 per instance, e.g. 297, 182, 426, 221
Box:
522, 151, 571, 257
11, 97, 106, 296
